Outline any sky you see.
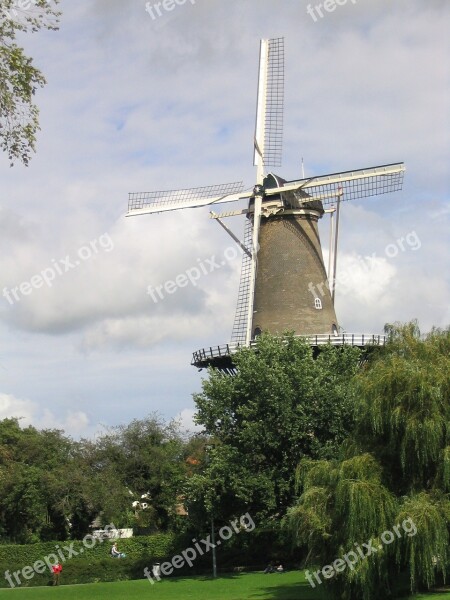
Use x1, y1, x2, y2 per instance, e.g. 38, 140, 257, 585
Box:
0, 0, 449, 439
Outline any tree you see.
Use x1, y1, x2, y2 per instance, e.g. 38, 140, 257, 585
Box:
0, 418, 73, 542
75, 415, 188, 534
284, 323, 450, 599
188, 333, 362, 526
0, 0, 60, 166
0, 414, 191, 541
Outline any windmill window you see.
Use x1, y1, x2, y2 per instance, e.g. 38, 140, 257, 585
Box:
314, 298, 322, 310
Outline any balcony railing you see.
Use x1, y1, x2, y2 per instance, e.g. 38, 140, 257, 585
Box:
191, 333, 386, 368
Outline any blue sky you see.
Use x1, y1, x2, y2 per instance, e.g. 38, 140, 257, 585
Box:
0, 0, 448, 438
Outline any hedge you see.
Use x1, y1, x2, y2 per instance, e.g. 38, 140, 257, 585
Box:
0, 558, 154, 588
0, 532, 175, 565
0, 533, 175, 588
0, 527, 298, 588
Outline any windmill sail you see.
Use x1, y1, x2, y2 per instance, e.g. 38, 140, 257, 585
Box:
127, 181, 247, 216
259, 37, 284, 168
254, 38, 285, 184
230, 217, 254, 345
295, 165, 405, 205
266, 163, 405, 206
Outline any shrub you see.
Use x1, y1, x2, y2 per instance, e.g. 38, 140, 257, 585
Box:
0, 533, 175, 588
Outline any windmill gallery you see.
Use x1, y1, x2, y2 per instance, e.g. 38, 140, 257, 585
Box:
127, 38, 405, 371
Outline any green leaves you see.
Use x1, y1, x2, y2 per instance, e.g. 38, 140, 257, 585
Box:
335, 456, 397, 544
355, 323, 450, 492
396, 492, 449, 591
0, 415, 190, 541
443, 446, 450, 492
0, 0, 60, 165
285, 323, 450, 599
192, 333, 361, 523
75, 416, 188, 533
0, 419, 74, 542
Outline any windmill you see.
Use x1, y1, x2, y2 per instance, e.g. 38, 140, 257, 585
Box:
127, 38, 405, 371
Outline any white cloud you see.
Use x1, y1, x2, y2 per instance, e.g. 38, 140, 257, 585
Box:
174, 408, 203, 436
0, 393, 35, 424
0, 393, 91, 436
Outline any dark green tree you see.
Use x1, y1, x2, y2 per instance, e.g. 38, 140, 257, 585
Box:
188, 333, 362, 526
0, 414, 192, 541
0, 418, 73, 542
0, 0, 60, 165
284, 322, 450, 599
76, 415, 188, 534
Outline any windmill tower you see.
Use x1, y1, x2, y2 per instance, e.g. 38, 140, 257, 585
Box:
127, 38, 405, 371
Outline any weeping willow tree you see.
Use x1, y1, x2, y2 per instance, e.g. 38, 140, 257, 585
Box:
284, 322, 450, 599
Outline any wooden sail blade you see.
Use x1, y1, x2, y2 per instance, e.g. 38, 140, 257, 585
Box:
230, 217, 254, 345
254, 37, 284, 184
127, 182, 250, 217
264, 162, 405, 206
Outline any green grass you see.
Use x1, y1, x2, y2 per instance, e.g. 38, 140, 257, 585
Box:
0, 572, 447, 600
0, 572, 324, 600
410, 595, 450, 600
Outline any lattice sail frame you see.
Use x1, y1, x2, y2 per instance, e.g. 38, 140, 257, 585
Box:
279, 164, 405, 207
230, 217, 254, 345
128, 181, 245, 213
262, 37, 284, 168
254, 37, 285, 184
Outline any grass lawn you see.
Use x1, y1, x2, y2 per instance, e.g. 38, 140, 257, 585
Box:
411, 595, 450, 600
0, 572, 447, 600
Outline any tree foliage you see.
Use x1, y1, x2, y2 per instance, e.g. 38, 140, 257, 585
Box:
284, 322, 450, 599
0, 414, 189, 542
77, 416, 187, 533
0, 418, 73, 542
189, 333, 362, 525
0, 0, 60, 165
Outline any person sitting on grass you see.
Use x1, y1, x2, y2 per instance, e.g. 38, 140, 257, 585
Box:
110, 542, 126, 558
